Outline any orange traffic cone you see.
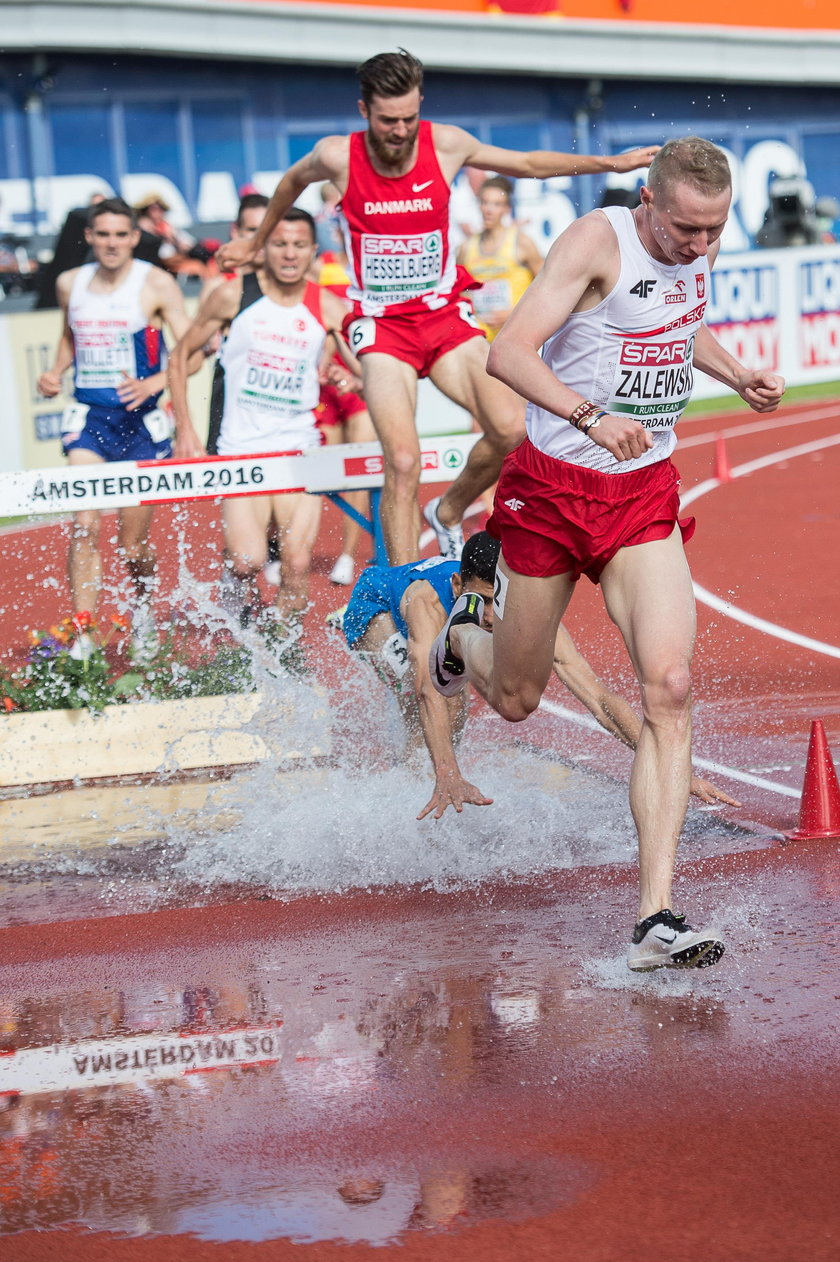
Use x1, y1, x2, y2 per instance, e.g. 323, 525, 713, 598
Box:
714, 433, 732, 482
786, 719, 840, 840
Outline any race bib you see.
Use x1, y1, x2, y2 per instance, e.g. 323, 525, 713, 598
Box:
238, 349, 308, 417
472, 279, 512, 316
143, 407, 174, 444
60, 401, 89, 436
74, 327, 137, 389
359, 231, 444, 302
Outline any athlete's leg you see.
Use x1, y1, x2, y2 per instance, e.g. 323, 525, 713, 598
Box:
66, 449, 106, 613
428, 337, 525, 528
223, 496, 271, 582
451, 556, 574, 722
599, 527, 696, 922
358, 353, 420, 566
117, 505, 157, 601
271, 491, 322, 623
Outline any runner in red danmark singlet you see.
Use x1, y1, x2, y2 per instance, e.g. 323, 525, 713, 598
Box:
217, 49, 659, 566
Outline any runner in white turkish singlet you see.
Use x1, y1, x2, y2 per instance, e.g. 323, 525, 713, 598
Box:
37, 197, 190, 650
168, 209, 353, 639
430, 138, 785, 971
215, 50, 660, 567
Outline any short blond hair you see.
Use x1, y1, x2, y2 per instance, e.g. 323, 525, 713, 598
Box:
647, 136, 731, 198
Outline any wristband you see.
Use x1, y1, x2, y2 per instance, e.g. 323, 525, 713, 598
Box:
568, 399, 599, 429
581, 411, 607, 436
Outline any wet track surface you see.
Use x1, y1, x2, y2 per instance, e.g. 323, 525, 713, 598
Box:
2, 398, 840, 1258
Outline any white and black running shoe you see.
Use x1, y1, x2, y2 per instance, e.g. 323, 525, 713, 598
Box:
627, 909, 725, 973
424, 496, 465, 561
428, 592, 484, 697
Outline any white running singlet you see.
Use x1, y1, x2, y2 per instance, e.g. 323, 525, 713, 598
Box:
527, 206, 710, 475
217, 280, 325, 457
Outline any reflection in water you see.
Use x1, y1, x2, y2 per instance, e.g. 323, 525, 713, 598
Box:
1, 947, 596, 1244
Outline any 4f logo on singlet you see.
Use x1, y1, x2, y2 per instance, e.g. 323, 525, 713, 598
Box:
630, 280, 656, 299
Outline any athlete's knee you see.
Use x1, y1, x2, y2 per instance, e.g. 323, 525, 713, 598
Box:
641, 665, 693, 724
227, 551, 261, 579
384, 445, 421, 486
71, 518, 100, 548
476, 403, 525, 452
492, 677, 542, 724
281, 546, 312, 582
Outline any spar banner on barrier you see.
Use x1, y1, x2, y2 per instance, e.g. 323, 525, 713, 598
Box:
0, 435, 480, 517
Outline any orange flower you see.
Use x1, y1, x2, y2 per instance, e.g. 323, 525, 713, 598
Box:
72, 611, 93, 633
111, 614, 129, 632
3, 696, 15, 712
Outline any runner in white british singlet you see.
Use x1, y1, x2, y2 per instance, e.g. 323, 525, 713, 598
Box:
37, 197, 190, 658
216, 50, 659, 567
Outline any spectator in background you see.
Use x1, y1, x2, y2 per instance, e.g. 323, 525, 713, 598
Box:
457, 175, 543, 341
134, 191, 214, 278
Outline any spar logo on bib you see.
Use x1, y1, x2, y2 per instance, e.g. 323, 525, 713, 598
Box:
360, 231, 444, 297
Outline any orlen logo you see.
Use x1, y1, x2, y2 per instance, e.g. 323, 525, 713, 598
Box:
664, 280, 687, 305
362, 236, 428, 256
620, 337, 692, 366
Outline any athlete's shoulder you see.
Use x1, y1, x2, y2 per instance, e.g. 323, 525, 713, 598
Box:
311, 133, 350, 173
55, 266, 82, 301
430, 122, 476, 161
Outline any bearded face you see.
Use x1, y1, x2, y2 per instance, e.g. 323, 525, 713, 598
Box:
361, 90, 422, 172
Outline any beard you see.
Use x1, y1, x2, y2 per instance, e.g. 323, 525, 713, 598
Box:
366, 125, 418, 170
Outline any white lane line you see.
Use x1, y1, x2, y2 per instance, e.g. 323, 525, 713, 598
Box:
679, 402, 839, 449
538, 698, 801, 798
681, 431, 840, 659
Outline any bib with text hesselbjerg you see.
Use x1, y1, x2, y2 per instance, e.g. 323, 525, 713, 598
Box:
339, 121, 457, 315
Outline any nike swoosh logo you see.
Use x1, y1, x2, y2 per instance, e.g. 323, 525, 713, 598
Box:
654, 931, 678, 944
412, 181, 433, 193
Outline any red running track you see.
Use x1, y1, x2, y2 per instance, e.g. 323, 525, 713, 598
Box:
1, 394, 839, 1259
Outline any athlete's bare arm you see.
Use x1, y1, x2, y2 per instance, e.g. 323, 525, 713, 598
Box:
37, 271, 77, 397
552, 624, 740, 805
487, 212, 653, 463
693, 322, 785, 414
433, 123, 658, 185
216, 136, 349, 273
403, 582, 493, 821
168, 279, 243, 459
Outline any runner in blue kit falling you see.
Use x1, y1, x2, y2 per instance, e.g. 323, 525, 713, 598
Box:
342, 531, 739, 821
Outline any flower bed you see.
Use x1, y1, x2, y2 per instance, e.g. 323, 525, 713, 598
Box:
0, 612, 330, 788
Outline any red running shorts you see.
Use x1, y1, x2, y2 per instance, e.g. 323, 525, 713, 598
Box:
343, 295, 485, 379
315, 382, 367, 431
487, 438, 695, 583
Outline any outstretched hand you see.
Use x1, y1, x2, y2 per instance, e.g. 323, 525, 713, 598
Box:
215, 237, 256, 273
417, 771, 493, 821
609, 145, 660, 173
690, 774, 742, 807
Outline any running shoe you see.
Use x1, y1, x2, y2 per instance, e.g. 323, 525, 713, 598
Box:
424, 496, 465, 561
329, 552, 355, 586
627, 909, 725, 972
325, 604, 347, 634
428, 592, 484, 696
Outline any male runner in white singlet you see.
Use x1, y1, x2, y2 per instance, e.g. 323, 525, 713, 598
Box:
216, 49, 658, 566
168, 209, 352, 634
38, 197, 190, 656
430, 137, 785, 972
